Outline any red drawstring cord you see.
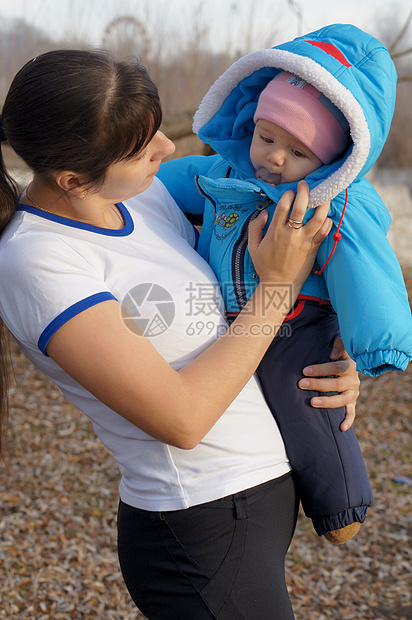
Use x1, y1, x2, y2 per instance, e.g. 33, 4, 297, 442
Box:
313, 187, 348, 276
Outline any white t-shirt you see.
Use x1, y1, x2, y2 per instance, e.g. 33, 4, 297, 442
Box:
0, 178, 289, 510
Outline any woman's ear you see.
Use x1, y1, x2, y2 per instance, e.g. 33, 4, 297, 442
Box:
54, 171, 87, 198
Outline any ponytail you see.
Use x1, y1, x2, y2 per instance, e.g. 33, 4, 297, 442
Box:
0, 120, 17, 461
0, 318, 11, 463
0, 116, 19, 234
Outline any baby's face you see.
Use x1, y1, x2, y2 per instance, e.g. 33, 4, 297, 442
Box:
250, 119, 322, 186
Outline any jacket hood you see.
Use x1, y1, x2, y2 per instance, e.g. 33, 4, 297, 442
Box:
193, 24, 397, 207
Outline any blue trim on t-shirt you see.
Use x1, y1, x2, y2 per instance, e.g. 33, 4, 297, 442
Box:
38, 292, 117, 355
17, 202, 134, 236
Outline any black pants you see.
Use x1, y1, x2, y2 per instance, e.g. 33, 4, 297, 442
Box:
117, 473, 298, 620
257, 299, 372, 535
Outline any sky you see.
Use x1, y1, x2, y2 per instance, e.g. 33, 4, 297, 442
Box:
0, 0, 410, 52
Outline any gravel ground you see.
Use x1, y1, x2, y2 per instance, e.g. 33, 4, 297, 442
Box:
0, 274, 411, 620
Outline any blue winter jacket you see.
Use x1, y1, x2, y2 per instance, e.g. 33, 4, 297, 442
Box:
158, 23, 412, 377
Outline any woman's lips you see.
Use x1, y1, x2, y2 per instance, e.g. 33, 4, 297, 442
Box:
150, 164, 160, 177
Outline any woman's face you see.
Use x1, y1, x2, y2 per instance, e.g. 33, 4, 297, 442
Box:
99, 131, 175, 202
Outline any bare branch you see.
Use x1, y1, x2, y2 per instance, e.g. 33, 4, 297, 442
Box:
391, 46, 412, 60
389, 8, 412, 53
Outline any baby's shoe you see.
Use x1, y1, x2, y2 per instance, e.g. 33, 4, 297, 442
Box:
323, 521, 361, 545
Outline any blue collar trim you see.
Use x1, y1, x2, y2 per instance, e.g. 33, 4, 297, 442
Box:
17, 201, 134, 236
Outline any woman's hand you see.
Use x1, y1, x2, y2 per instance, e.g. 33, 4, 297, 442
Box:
298, 337, 360, 431
248, 181, 332, 297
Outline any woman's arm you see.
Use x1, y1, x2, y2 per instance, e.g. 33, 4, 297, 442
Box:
47, 183, 332, 449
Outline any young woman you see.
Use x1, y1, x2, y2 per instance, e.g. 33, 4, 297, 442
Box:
0, 50, 359, 619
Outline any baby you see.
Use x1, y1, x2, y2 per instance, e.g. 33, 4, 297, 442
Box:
229, 72, 365, 544
158, 24, 411, 543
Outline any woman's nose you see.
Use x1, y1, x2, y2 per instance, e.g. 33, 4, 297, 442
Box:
152, 131, 176, 160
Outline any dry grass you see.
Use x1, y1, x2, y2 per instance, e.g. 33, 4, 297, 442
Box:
0, 347, 141, 619
0, 275, 411, 619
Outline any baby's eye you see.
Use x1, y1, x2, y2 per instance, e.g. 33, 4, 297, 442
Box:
261, 135, 273, 144
292, 149, 306, 158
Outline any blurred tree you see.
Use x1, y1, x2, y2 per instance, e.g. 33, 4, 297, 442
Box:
0, 19, 61, 102
388, 8, 412, 81
376, 9, 412, 168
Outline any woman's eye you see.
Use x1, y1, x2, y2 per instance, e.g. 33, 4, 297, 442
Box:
136, 149, 149, 160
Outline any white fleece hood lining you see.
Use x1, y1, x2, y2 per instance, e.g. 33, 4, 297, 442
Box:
193, 49, 371, 208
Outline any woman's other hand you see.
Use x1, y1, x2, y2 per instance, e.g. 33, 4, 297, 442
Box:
298, 337, 360, 431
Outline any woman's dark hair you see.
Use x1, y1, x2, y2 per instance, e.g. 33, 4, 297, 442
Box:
0, 49, 163, 459
0, 48, 162, 231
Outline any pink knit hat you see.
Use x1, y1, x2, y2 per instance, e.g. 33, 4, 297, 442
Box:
253, 71, 349, 164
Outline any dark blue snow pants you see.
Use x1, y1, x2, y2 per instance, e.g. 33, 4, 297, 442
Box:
256, 298, 372, 536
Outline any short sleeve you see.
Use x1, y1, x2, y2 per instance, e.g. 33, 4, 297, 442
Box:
0, 233, 115, 354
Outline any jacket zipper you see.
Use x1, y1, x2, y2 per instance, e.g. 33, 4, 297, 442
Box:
232, 192, 273, 310
195, 174, 273, 310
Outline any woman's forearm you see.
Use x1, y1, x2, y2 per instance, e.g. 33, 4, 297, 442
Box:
176, 281, 295, 446
46, 285, 292, 450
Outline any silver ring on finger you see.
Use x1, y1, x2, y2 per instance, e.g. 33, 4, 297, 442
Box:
287, 218, 303, 229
